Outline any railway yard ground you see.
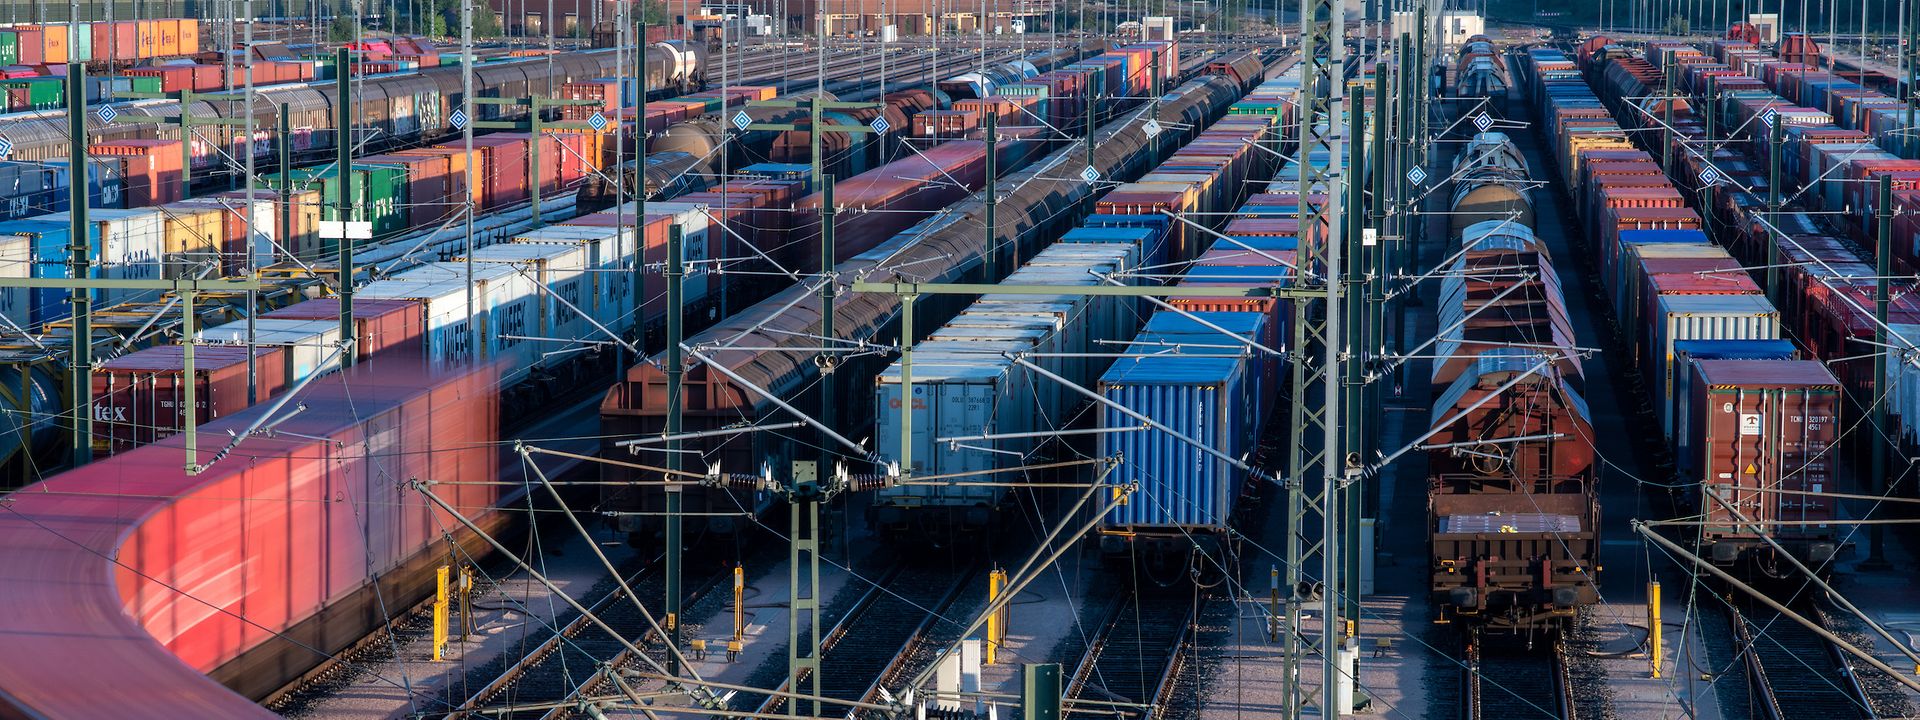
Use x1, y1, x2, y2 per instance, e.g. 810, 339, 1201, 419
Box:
14, 5, 1920, 720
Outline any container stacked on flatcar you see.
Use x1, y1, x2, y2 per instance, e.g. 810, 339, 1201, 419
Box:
1654, 37, 1920, 461
598, 59, 1252, 544
1087, 69, 1312, 561
0, 359, 504, 717
1521, 46, 1846, 570
867, 73, 1287, 537
81, 213, 641, 456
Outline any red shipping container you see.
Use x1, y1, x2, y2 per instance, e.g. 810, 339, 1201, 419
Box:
13, 27, 40, 65
91, 345, 289, 455
1686, 359, 1840, 553
0, 362, 503, 716
469, 135, 531, 208
124, 66, 194, 93
394, 146, 477, 209
189, 64, 224, 92
94, 139, 185, 206
360, 152, 453, 228
265, 297, 426, 361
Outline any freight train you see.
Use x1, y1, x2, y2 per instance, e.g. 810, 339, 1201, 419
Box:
1522, 40, 1853, 574
867, 59, 1295, 540
0, 43, 704, 178
0, 51, 1087, 477
596, 42, 1262, 545
0, 359, 506, 718
584, 48, 1088, 212
1422, 127, 1601, 629
1449, 34, 1510, 98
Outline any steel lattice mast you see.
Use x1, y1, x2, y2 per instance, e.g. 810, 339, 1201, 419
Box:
1283, 0, 1348, 711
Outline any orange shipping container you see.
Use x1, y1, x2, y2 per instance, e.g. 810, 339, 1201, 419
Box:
177, 19, 200, 55
157, 19, 181, 57
137, 20, 159, 58
43, 26, 67, 65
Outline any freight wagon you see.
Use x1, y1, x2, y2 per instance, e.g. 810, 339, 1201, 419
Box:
598, 63, 1264, 546
74, 203, 666, 459
1087, 71, 1317, 567
0, 360, 505, 717
1520, 44, 1851, 572
0, 45, 700, 188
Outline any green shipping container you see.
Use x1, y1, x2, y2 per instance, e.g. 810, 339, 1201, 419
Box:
127, 75, 162, 95
0, 79, 65, 112
0, 32, 16, 67
71, 23, 91, 63
1227, 102, 1287, 116
256, 164, 410, 249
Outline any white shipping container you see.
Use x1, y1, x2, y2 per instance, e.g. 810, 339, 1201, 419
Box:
1652, 294, 1782, 404
197, 317, 346, 384
462, 242, 593, 365
40, 208, 169, 306
359, 262, 541, 385
0, 234, 27, 325
647, 202, 714, 303
513, 224, 636, 326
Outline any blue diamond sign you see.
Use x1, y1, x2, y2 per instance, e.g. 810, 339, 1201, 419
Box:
1699, 166, 1723, 186
449, 108, 468, 130
1762, 108, 1779, 127
1079, 165, 1100, 184
0, 134, 15, 158
96, 104, 117, 124
733, 110, 752, 131
1473, 113, 1493, 132
1406, 165, 1427, 186
870, 115, 891, 134
588, 112, 608, 131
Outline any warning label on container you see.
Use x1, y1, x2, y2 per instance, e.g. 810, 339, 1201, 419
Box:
1739, 413, 1762, 436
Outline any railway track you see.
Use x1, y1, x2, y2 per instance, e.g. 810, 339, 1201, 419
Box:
736, 561, 979, 719
1065, 584, 1197, 719
1462, 630, 1574, 720
1730, 600, 1876, 720
438, 557, 731, 720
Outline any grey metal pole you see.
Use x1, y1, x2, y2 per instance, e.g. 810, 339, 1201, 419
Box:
279, 104, 292, 260
1766, 117, 1782, 305
665, 222, 685, 673
245, 2, 259, 404
337, 47, 355, 367
67, 60, 91, 467
464, 0, 477, 359
1868, 174, 1893, 566
984, 111, 998, 276
1342, 67, 1365, 630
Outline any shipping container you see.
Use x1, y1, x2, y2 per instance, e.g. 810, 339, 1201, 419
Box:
1649, 293, 1782, 406
197, 317, 347, 386
1099, 313, 1258, 530
90, 345, 290, 454
1686, 359, 1842, 565
264, 297, 426, 361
